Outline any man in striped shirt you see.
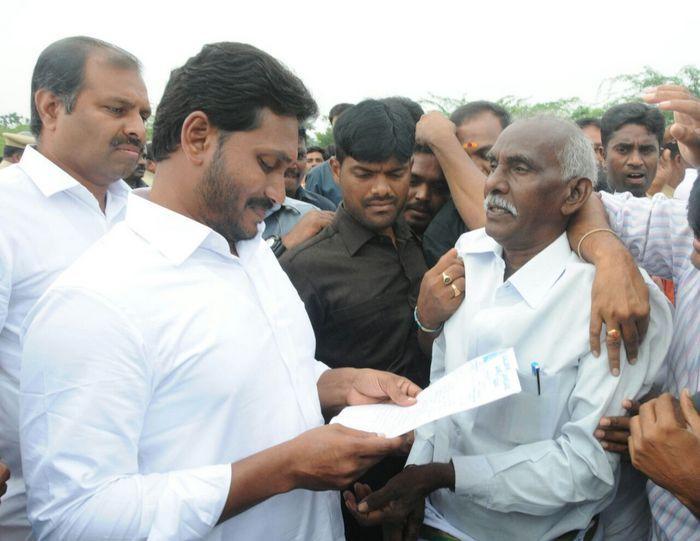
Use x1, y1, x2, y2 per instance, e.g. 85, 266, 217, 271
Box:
577, 85, 700, 540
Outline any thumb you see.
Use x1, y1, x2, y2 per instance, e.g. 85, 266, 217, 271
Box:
358, 485, 396, 513
383, 375, 420, 407
669, 123, 699, 146
680, 389, 700, 434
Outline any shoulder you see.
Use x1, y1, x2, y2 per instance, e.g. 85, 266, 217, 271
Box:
280, 226, 337, 269
284, 196, 320, 215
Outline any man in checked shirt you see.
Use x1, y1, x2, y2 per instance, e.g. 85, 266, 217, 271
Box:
585, 85, 700, 540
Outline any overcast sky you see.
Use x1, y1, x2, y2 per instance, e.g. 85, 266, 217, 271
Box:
3, 0, 699, 131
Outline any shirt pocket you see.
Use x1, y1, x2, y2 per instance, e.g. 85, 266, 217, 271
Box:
474, 368, 565, 445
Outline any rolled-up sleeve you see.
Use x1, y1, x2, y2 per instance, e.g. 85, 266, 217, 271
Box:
20, 287, 231, 541
601, 192, 693, 282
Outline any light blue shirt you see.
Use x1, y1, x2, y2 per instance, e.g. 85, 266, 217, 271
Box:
263, 196, 319, 239
408, 229, 673, 541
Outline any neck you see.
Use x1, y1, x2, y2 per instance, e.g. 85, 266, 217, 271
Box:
37, 143, 109, 213
501, 232, 561, 279
149, 166, 198, 223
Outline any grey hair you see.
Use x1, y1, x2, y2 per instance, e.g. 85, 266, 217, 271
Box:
555, 119, 599, 188
30, 36, 141, 137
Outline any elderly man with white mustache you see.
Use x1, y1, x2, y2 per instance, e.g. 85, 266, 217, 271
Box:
343, 116, 674, 541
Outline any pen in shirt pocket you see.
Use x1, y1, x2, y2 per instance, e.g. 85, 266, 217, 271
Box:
531, 361, 541, 396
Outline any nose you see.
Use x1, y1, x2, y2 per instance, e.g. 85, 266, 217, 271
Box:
627, 148, 644, 167
125, 110, 147, 147
413, 182, 429, 201
483, 165, 508, 198
370, 174, 392, 198
266, 173, 286, 205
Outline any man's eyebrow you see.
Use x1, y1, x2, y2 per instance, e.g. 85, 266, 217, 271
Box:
506, 153, 539, 170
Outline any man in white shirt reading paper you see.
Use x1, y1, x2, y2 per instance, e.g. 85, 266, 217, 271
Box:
19, 42, 419, 541
344, 117, 673, 541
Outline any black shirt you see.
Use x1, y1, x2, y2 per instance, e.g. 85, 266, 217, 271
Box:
422, 199, 469, 267
293, 185, 337, 211
280, 204, 429, 387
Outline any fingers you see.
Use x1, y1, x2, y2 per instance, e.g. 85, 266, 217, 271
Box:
605, 326, 622, 377
404, 509, 424, 541
355, 434, 405, 457
628, 415, 642, 465
359, 483, 397, 513
680, 389, 700, 433
638, 399, 657, 434
622, 398, 641, 415
636, 314, 649, 345
589, 312, 603, 359
598, 415, 631, 431
431, 249, 459, 274
382, 374, 420, 407
620, 320, 639, 365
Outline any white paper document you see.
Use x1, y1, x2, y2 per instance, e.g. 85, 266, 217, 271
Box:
331, 348, 521, 438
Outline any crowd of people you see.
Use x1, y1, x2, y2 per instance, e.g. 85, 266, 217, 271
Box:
0, 35, 698, 541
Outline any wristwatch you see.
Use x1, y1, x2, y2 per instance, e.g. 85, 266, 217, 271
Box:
266, 235, 286, 257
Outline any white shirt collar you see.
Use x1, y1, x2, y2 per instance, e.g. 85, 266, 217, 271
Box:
18, 145, 130, 199
459, 231, 572, 309
125, 193, 265, 266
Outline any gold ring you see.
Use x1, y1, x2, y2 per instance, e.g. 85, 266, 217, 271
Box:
451, 283, 461, 298
442, 272, 453, 286
607, 329, 621, 341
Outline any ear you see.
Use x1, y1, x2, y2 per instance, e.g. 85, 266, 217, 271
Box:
180, 111, 218, 166
33, 89, 64, 134
561, 177, 593, 217
330, 157, 341, 185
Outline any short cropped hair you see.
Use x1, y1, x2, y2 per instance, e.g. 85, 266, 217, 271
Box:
152, 42, 317, 161
333, 99, 415, 165
30, 36, 141, 138
381, 96, 424, 125
450, 100, 511, 130
306, 145, 327, 159
576, 117, 601, 130
328, 103, 354, 122
601, 103, 665, 150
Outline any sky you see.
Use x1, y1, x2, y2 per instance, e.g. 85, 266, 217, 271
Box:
3, 0, 699, 132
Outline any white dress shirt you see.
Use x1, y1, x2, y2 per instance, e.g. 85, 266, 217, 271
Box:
407, 229, 673, 541
0, 146, 130, 541
20, 193, 343, 541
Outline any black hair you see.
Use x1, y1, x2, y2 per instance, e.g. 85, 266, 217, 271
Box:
414, 143, 433, 155
30, 36, 141, 138
333, 99, 415, 165
688, 171, 700, 238
298, 126, 307, 145
152, 42, 317, 161
145, 141, 153, 160
3, 146, 23, 159
381, 96, 424, 125
576, 117, 601, 130
328, 103, 354, 122
450, 100, 511, 129
306, 145, 327, 159
601, 103, 665, 150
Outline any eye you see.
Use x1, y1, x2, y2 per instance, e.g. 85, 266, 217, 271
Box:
513, 164, 529, 174
258, 157, 276, 173
488, 158, 498, 169
106, 106, 124, 115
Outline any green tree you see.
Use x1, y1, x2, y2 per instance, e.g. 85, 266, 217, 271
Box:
0, 113, 32, 155
308, 124, 334, 149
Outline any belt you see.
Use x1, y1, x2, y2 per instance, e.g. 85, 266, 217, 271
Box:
420, 515, 599, 541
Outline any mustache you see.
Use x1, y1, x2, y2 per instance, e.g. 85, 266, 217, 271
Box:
364, 195, 397, 205
246, 197, 274, 211
110, 135, 144, 152
484, 192, 518, 217
405, 200, 430, 213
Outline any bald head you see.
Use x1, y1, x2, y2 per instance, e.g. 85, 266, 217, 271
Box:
497, 116, 598, 187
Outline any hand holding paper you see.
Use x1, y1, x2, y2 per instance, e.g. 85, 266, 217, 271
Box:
331, 348, 521, 438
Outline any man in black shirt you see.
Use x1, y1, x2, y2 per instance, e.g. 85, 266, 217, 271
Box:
281, 99, 430, 541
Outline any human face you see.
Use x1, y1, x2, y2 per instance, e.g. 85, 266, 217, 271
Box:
52, 52, 150, 187
306, 150, 325, 169
604, 124, 660, 197
456, 112, 504, 175
333, 156, 411, 235
484, 124, 569, 251
581, 124, 604, 166
403, 152, 449, 234
284, 141, 308, 196
198, 109, 297, 243
129, 150, 147, 180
